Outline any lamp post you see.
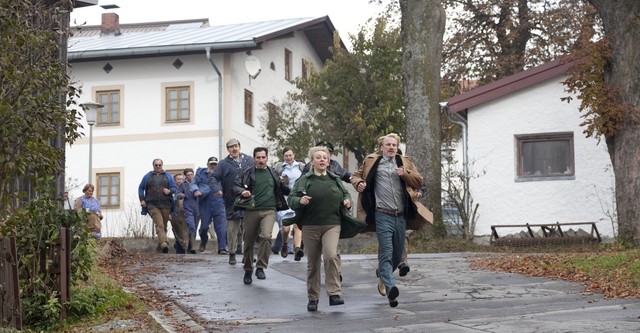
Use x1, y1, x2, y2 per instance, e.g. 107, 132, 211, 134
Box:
80, 102, 103, 183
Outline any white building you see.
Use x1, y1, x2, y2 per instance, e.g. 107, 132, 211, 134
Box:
446, 58, 616, 240
66, 13, 341, 237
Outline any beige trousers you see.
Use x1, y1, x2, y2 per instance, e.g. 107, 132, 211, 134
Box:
302, 224, 342, 300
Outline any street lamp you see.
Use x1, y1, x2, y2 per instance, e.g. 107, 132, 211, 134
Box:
80, 102, 103, 183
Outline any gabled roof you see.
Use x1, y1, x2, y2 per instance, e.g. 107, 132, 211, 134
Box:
69, 16, 341, 62
447, 56, 576, 113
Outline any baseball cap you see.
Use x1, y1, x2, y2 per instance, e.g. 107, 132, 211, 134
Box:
315, 141, 334, 153
207, 156, 218, 164
226, 138, 240, 147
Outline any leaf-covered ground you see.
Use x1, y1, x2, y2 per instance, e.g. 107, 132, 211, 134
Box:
469, 248, 640, 299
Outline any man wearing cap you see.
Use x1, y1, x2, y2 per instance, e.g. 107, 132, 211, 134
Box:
233, 147, 290, 285
193, 156, 228, 254
212, 138, 255, 265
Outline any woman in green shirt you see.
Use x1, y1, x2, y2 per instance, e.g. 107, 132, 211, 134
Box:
288, 146, 352, 312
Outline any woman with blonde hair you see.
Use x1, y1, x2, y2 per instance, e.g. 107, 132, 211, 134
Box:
287, 146, 352, 312
74, 184, 103, 238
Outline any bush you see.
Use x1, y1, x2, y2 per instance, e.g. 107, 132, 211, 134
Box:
1, 194, 98, 331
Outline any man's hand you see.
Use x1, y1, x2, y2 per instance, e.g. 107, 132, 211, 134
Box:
356, 181, 366, 192
214, 190, 222, 197
242, 190, 251, 197
343, 199, 351, 209
194, 190, 202, 198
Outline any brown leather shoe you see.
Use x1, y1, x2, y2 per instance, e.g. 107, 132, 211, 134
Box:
280, 243, 289, 258
377, 278, 386, 296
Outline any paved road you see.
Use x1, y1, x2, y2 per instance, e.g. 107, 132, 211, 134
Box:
127, 252, 640, 333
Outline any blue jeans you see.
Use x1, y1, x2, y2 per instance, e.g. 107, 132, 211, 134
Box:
375, 212, 406, 294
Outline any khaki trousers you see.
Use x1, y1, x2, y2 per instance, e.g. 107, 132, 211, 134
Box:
148, 207, 170, 246
302, 224, 342, 300
242, 210, 276, 271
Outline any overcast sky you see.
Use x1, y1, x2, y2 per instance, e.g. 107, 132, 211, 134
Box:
71, 0, 384, 43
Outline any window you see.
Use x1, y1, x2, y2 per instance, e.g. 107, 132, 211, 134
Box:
244, 89, 253, 126
96, 90, 120, 125
96, 172, 120, 208
515, 132, 574, 181
165, 86, 190, 122
301, 59, 308, 80
266, 102, 277, 134
284, 49, 292, 81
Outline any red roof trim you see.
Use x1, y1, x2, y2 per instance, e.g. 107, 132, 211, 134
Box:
447, 56, 576, 113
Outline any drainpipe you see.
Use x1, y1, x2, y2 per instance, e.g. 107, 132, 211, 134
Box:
205, 47, 223, 159
441, 102, 470, 218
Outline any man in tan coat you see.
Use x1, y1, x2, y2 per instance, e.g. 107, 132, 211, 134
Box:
351, 133, 430, 307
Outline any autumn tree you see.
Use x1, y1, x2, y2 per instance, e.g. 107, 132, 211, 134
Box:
261, 16, 404, 165
442, 0, 599, 95
259, 94, 317, 161
0, 0, 82, 214
571, 0, 640, 246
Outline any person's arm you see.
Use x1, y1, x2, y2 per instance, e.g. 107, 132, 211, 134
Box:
351, 164, 365, 191
286, 177, 306, 210
400, 156, 424, 190
329, 160, 352, 183
138, 173, 148, 202
73, 198, 83, 211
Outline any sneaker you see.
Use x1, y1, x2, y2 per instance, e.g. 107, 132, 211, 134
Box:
229, 253, 236, 265
255, 267, 266, 280
307, 300, 318, 312
294, 247, 304, 261
280, 243, 289, 258
398, 263, 410, 277
377, 278, 386, 296
329, 295, 344, 306
160, 242, 169, 254
243, 271, 252, 285
218, 249, 229, 255
388, 286, 399, 308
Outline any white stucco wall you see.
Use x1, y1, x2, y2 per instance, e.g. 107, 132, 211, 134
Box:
467, 77, 616, 238
66, 31, 323, 237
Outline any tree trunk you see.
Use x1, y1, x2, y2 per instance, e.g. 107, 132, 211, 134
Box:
588, 0, 640, 246
399, 0, 445, 233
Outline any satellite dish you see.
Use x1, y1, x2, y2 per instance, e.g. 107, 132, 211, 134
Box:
245, 55, 262, 79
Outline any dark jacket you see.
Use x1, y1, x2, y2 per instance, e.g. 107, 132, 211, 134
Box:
232, 166, 290, 212
286, 171, 366, 239
212, 153, 255, 218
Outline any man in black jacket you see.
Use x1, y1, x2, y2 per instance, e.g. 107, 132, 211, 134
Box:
233, 147, 290, 285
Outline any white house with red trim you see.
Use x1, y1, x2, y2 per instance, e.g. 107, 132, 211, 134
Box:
446, 57, 616, 241
65, 13, 342, 237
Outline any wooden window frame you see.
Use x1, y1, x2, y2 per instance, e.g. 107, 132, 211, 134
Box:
96, 89, 121, 126
165, 86, 191, 122
515, 132, 575, 182
285, 49, 292, 81
244, 89, 253, 126
301, 59, 308, 80
96, 172, 120, 208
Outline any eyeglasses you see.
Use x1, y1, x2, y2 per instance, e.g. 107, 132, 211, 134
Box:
154, 164, 162, 167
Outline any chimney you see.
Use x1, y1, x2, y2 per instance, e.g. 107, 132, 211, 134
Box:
101, 13, 121, 36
